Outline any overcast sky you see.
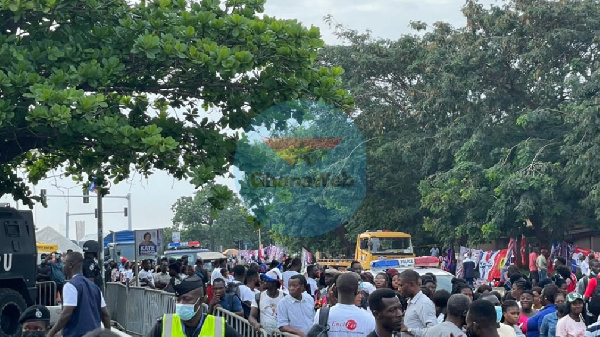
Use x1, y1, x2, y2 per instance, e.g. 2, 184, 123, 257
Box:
1, 0, 497, 241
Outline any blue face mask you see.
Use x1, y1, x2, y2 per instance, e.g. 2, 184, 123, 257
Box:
176, 298, 201, 321
495, 306, 502, 323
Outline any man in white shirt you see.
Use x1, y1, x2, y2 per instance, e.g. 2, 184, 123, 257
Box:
398, 269, 438, 337
138, 259, 155, 288
306, 265, 319, 298
211, 258, 226, 284
580, 254, 590, 277
315, 272, 375, 336
282, 258, 302, 290
249, 270, 286, 334
47, 252, 111, 337
232, 265, 255, 303
423, 294, 470, 337
153, 261, 171, 290
277, 274, 315, 335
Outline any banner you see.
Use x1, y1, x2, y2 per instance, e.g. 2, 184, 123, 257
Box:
172, 231, 180, 243
489, 249, 508, 281
135, 229, 163, 258
520, 235, 527, 267
37, 243, 59, 253
301, 247, 314, 272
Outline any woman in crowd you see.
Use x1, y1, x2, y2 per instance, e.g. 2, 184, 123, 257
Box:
391, 273, 401, 292
532, 286, 544, 311
555, 293, 586, 337
519, 290, 537, 334
501, 300, 525, 336
452, 279, 474, 301
374, 272, 390, 289
120, 261, 134, 285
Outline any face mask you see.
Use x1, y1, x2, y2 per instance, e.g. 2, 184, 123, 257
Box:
495, 306, 502, 323
22, 331, 46, 337
176, 298, 201, 321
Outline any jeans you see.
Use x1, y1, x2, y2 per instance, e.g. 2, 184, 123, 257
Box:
540, 269, 547, 281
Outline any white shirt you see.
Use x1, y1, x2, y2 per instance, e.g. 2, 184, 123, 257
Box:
239, 284, 256, 303
582, 259, 590, 276
315, 304, 375, 336
252, 290, 286, 333
282, 271, 299, 290
211, 268, 224, 285
63, 275, 107, 307
120, 269, 133, 282
307, 277, 318, 297
277, 292, 315, 334
402, 291, 437, 337
138, 270, 155, 287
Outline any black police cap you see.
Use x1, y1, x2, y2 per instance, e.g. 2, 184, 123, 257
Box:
19, 305, 50, 324
173, 279, 204, 297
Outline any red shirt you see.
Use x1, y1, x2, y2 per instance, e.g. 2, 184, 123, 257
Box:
567, 273, 577, 293
529, 252, 538, 272
585, 275, 599, 298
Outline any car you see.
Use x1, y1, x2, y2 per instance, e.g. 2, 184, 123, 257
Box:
368, 257, 453, 293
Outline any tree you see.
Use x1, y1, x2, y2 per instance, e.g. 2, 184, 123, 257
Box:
170, 184, 269, 251
319, 0, 600, 246
0, 0, 352, 206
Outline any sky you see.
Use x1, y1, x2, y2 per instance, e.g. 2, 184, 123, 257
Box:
1, 0, 498, 241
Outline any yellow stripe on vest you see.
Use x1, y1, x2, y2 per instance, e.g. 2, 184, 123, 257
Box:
162, 314, 225, 337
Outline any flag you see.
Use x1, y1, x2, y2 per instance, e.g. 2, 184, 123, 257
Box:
301, 247, 314, 273
520, 235, 527, 267
258, 244, 264, 261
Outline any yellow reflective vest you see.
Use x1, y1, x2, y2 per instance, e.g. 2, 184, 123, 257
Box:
161, 313, 225, 337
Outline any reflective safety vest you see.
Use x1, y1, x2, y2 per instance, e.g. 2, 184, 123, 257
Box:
161, 313, 226, 337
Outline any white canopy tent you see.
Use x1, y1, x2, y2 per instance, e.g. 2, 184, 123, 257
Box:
35, 226, 82, 253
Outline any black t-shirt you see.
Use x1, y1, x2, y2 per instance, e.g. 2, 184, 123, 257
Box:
148, 315, 241, 337
83, 258, 103, 289
37, 265, 52, 282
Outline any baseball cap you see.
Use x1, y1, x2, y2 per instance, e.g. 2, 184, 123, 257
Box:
567, 292, 583, 303
260, 270, 280, 282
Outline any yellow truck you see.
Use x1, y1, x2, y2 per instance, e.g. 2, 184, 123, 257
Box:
317, 230, 415, 270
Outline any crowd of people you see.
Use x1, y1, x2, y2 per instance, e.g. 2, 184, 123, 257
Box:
31, 246, 600, 337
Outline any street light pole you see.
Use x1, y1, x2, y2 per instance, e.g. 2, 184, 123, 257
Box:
97, 192, 105, 293
127, 193, 132, 231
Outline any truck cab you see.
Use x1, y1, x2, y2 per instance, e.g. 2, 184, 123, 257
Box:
0, 205, 38, 336
355, 230, 415, 270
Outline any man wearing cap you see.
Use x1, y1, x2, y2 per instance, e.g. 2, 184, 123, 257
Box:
249, 270, 286, 334
148, 278, 241, 337
19, 305, 50, 337
47, 252, 111, 337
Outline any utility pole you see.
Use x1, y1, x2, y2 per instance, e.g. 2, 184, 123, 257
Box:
97, 192, 104, 293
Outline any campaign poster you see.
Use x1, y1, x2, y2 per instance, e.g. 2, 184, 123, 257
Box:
172, 231, 180, 243
135, 229, 163, 257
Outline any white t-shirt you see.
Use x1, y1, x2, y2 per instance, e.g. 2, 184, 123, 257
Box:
211, 268, 224, 285
120, 269, 133, 282
239, 284, 256, 303
138, 270, 155, 287
307, 277, 318, 297
63, 276, 107, 307
282, 271, 299, 289
251, 290, 286, 333
315, 304, 375, 336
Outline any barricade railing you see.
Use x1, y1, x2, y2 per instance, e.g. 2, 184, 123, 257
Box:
213, 307, 299, 337
105, 282, 176, 337
35, 281, 57, 306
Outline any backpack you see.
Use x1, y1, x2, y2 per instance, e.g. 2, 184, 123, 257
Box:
226, 282, 252, 319
588, 276, 600, 315
306, 306, 330, 337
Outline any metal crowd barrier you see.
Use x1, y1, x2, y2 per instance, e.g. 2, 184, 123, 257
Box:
213, 307, 299, 337
35, 281, 57, 306
105, 282, 176, 337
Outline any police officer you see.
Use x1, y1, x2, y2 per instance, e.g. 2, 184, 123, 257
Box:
19, 305, 50, 337
83, 240, 103, 290
147, 278, 241, 337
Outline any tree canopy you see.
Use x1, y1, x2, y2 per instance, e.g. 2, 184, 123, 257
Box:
169, 183, 270, 251
0, 0, 352, 206
319, 0, 600, 246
